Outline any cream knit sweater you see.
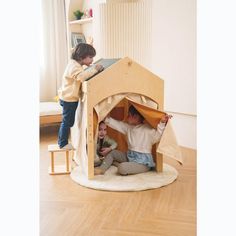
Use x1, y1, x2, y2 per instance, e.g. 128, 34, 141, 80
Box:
58, 59, 98, 102
105, 117, 166, 154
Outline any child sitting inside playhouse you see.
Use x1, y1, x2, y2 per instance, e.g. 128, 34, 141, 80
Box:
94, 105, 172, 175
94, 121, 118, 167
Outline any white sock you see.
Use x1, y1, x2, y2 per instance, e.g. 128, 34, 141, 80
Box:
61, 143, 74, 150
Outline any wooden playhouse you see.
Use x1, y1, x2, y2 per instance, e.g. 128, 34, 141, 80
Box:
71, 57, 182, 179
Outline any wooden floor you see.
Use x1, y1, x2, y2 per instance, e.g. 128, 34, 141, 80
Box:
40, 126, 196, 236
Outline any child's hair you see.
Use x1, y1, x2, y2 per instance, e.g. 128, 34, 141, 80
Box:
71, 43, 96, 61
128, 105, 144, 123
99, 120, 106, 127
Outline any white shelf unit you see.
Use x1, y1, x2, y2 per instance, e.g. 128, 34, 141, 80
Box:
69, 17, 93, 25
65, 0, 94, 58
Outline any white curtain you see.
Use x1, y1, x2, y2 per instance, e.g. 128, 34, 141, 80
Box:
40, 0, 68, 101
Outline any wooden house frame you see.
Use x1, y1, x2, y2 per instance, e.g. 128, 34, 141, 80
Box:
71, 57, 181, 179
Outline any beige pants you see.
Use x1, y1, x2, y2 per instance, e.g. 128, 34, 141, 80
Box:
99, 150, 150, 175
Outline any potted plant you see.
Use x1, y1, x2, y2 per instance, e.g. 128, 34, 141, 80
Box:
74, 10, 84, 20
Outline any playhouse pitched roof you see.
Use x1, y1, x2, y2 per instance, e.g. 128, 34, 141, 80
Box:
82, 57, 164, 111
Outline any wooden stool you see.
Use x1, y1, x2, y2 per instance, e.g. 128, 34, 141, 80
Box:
48, 144, 73, 175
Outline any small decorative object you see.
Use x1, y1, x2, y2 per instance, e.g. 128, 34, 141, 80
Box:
73, 10, 84, 20
71, 32, 86, 48
87, 36, 93, 46
89, 8, 93, 17
82, 9, 89, 19
54, 95, 59, 102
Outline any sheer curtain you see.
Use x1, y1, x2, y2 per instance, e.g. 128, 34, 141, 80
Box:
40, 0, 68, 101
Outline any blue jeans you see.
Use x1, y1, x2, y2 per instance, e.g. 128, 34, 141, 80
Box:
58, 99, 78, 148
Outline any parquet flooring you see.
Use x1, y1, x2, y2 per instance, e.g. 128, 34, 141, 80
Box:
40, 126, 196, 236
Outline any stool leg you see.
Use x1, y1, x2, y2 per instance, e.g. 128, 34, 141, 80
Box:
66, 151, 69, 172
71, 150, 75, 161
51, 152, 54, 173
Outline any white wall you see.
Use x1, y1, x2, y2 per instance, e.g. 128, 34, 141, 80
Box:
150, 0, 196, 149
94, 0, 196, 149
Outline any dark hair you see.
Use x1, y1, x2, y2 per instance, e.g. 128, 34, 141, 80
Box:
71, 43, 96, 61
99, 120, 106, 127
128, 105, 144, 122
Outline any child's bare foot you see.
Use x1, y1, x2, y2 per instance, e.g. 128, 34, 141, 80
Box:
94, 167, 105, 175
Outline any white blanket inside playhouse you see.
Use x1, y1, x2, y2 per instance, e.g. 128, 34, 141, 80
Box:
71, 93, 183, 177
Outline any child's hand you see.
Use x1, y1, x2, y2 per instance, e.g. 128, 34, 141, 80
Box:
95, 64, 104, 72
99, 147, 112, 156
160, 114, 172, 124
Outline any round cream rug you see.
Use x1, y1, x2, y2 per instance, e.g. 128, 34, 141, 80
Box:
70, 163, 178, 191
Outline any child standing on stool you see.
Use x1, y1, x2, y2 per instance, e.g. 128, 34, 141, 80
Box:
94, 121, 118, 167
94, 105, 172, 175
58, 43, 104, 149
